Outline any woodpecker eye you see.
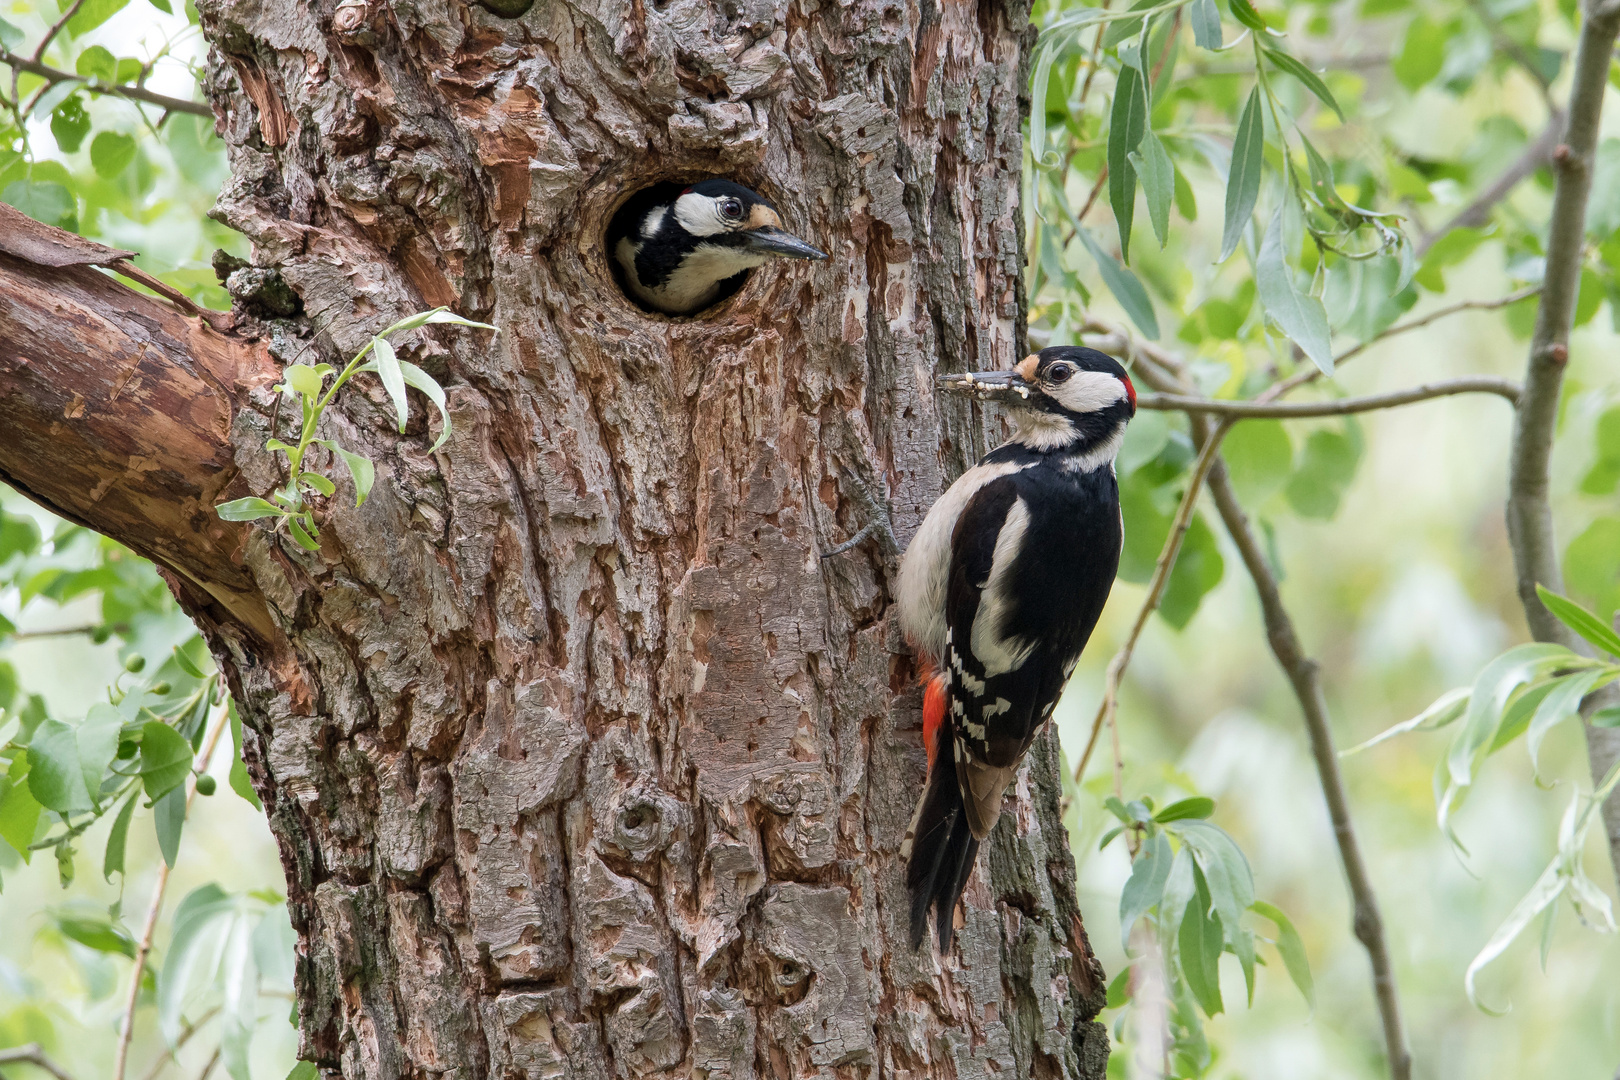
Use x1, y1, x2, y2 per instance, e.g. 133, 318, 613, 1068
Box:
1045, 362, 1074, 384
719, 197, 744, 221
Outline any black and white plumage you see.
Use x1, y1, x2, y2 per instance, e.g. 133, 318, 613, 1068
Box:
896, 346, 1136, 951
606, 179, 827, 315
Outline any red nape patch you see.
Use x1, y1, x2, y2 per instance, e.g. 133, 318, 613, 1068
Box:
923, 673, 948, 770
682, 186, 694, 194
1122, 374, 1138, 414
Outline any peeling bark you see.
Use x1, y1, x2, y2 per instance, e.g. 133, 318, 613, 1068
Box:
0, 0, 1110, 1075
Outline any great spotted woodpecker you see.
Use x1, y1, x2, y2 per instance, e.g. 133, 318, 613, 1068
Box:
896, 346, 1136, 951
607, 179, 827, 315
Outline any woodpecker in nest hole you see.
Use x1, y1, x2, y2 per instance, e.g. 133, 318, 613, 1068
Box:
896, 346, 1136, 952
607, 180, 827, 316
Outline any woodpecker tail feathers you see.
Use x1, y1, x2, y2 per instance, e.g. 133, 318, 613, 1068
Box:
903, 697, 979, 952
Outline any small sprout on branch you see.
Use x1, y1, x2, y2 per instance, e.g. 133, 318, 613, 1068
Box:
215, 307, 496, 550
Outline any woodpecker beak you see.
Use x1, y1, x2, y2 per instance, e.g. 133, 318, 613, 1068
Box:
937, 355, 1040, 402
742, 226, 828, 261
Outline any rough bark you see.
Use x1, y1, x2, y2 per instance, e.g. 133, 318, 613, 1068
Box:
1, 0, 1111, 1076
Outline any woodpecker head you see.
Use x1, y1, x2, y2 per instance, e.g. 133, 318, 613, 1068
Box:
939, 346, 1136, 456
608, 179, 827, 315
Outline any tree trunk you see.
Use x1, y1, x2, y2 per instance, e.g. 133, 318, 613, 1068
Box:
1, 0, 1111, 1074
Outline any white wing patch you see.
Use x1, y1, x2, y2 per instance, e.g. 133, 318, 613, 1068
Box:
970, 496, 1035, 677
895, 459, 1029, 662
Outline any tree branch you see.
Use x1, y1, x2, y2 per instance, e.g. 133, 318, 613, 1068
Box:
0, 205, 278, 644
1202, 457, 1412, 1080
1507, 0, 1620, 885
1083, 314, 1413, 1080
1071, 418, 1233, 784
0, 1044, 77, 1080
113, 707, 232, 1080
1416, 118, 1563, 259
0, 50, 214, 118
1139, 376, 1521, 418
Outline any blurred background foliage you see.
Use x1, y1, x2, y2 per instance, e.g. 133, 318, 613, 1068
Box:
1, 0, 1618, 1076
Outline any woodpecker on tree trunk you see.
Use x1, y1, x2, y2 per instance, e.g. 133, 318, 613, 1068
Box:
897, 346, 1136, 951
607, 179, 827, 315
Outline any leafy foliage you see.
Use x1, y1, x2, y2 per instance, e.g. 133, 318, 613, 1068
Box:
217, 308, 495, 551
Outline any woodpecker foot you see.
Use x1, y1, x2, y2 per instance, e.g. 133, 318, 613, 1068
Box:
820, 522, 877, 559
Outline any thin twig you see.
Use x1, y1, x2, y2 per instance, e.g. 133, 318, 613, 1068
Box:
136, 1006, 221, 1080
1417, 120, 1563, 258
190, 1048, 219, 1080
31, 0, 86, 62
1202, 457, 1412, 1080
1250, 287, 1542, 404
1081, 314, 1412, 1080
1071, 418, 1233, 785
112, 705, 233, 1080
1506, 0, 1620, 888
1140, 376, 1522, 418
0, 1044, 77, 1080
1076, 166, 1110, 223
0, 51, 214, 118
5, 625, 99, 640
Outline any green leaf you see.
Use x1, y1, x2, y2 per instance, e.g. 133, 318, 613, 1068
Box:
315, 440, 376, 507
1108, 64, 1148, 262
1226, 0, 1267, 31
1221, 420, 1292, 504
75, 46, 120, 83
0, 513, 42, 562
1105, 965, 1132, 1009
67, 0, 132, 35
173, 645, 208, 681
284, 363, 324, 398
216, 497, 288, 522
140, 720, 194, 802
3, 179, 77, 230
1250, 900, 1313, 1006
159, 884, 238, 1042
153, 785, 185, 868
379, 307, 498, 336
1465, 849, 1566, 1015
0, 16, 23, 50
1160, 512, 1223, 629
1262, 48, 1344, 120
1119, 829, 1173, 949
287, 514, 321, 553
1393, 14, 1446, 92
53, 909, 136, 957
29, 720, 92, 813
50, 96, 91, 155
397, 360, 454, 452
1220, 88, 1264, 263
1537, 585, 1620, 658
1257, 207, 1334, 374
78, 704, 124, 808
369, 336, 409, 432
0, 774, 42, 862
1579, 409, 1620, 495
1155, 796, 1215, 823
32, 81, 84, 120
1075, 226, 1160, 339
89, 131, 137, 178
1130, 128, 1174, 249
228, 704, 262, 811
1342, 686, 1470, 755
1284, 427, 1362, 519
1527, 669, 1607, 771
298, 472, 336, 497
1190, 0, 1222, 49
286, 1063, 319, 1080
1449, 643, 1576, 795
104, 790, 138, 881
1564, 517, 1620, 623
1178, 865, 1225, 1016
